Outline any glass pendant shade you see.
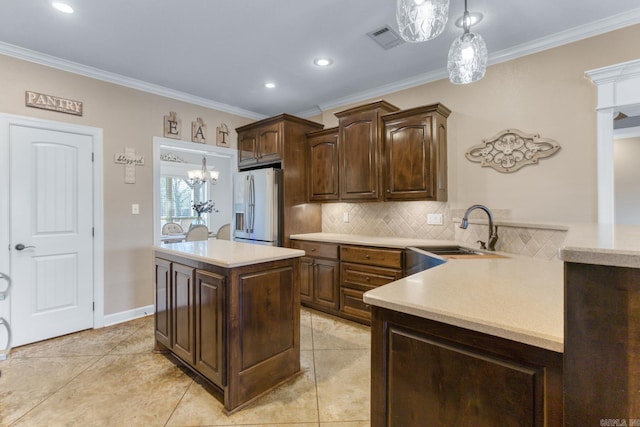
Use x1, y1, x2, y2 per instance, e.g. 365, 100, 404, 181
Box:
447, 31, 488, 84
396, 0, 450, 42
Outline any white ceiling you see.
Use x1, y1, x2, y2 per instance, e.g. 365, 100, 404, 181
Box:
1, 0, 640, 119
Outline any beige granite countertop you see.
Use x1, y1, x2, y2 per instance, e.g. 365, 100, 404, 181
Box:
154, 239, 304, 268
292, 232, 564, 352
363, 256, 564, 352
560, 223, 640, 268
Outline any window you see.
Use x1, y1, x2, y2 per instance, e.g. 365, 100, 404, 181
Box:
160, 176, 208, 226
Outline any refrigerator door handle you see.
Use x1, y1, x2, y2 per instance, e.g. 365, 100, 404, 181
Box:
249, 174, 256, 233
243, 176, 250, 233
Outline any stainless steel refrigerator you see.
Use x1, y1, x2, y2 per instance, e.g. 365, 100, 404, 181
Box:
233, 167, 283, 246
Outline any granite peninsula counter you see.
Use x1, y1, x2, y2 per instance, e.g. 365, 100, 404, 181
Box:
153, 240, 304, 413
294, 225, 640, 425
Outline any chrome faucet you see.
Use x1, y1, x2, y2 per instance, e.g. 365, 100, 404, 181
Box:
460, 204, 499, 251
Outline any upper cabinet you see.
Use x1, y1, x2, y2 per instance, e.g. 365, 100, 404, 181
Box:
306, 101, 450, 203
382, 104, 451, 201
307, 127, 339, 202
238, 120, 283, 169
336, 101, 400, 201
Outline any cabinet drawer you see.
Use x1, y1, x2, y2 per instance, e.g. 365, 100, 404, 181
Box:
340, 245, 403, 269
340, 286, 373, 322
291, 240, 339, 260
341, 262, 402, 289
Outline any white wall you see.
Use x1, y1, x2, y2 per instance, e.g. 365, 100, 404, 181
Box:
615, 136, 640, 224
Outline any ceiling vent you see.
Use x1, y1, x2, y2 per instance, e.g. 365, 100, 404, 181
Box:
367, 25, 405, 50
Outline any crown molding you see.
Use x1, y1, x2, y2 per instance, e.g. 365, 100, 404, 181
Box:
0, 41, 266, 121
2, 6, 639, 122
310, 8, 640, 115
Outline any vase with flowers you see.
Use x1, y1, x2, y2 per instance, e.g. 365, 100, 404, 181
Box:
192, 200, 218, 224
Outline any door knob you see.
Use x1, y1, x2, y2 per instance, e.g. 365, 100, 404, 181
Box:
15, 244, 35, 251
0, 273, 10, 301
0, 317, 12, 361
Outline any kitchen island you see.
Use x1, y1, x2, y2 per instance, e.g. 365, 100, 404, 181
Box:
153, 240, 304, 414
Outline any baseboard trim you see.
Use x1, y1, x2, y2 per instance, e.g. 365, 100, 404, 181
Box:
103, 304, 155, 327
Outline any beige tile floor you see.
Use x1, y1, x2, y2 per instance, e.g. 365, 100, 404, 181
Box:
0, 308, 371, 427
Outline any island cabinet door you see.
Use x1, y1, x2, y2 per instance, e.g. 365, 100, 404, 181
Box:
154, 258, 172, 348
172, 263, 196, 365
194, 269, 226, 387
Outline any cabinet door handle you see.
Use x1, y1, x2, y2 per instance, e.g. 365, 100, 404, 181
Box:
310, 248, 316, 252
365, 255, 370, 259
365, 277, 370, 282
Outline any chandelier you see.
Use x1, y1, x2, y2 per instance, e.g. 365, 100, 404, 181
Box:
447, 0, 488, 84
396, 0, 450, 42
187, 156, 219, 188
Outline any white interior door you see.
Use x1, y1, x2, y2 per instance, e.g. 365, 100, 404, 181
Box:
10, 125, 94, 346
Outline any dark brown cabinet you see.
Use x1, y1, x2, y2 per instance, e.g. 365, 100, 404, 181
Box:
194, 269, 225, 387
291, 240, 340, 310
172, 263, 196, 364
154, 258, 171, 348
307, 101, 450, 203
564, 262, 640, 425
238, 121, 282, 168
291, 239, 405, 325
307, 127, 339, 202
371, 307, 563, 426
340, 245, 403, 323
336, 101, 399, 201
382, 103, 450, 201
154, 253, 300, 413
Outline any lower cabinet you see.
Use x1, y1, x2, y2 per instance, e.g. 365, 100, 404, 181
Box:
340, 245, 403, 324
153, 254, 300, 413
292, 241, 340, 311
292, 240, 405, 325
371, 307, 563, 426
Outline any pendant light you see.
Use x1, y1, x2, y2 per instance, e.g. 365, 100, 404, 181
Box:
447, 0, 488, 84
396, 0, 450, 42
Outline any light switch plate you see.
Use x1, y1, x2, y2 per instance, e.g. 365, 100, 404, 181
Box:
427, 213, 443, 225
132, 204, 140, 215
343, 212, 349, 223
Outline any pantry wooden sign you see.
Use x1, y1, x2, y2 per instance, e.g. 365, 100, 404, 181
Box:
25, 91, 83, 116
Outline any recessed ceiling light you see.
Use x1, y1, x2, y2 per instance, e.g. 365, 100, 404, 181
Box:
52, 2, 74, 13
314, 58, 333, 67
455, 12, 483, 28
265, 82, 276, 89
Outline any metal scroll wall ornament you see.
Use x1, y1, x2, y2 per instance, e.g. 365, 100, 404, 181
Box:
465, 129, 561, 173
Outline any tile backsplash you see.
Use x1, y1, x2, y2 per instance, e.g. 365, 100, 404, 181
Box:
321, 202, 566, 260
321, 202, 455, 240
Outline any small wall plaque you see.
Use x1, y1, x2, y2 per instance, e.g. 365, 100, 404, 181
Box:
191, 117, 207, 143
466, 129, 561, 173
114, 147, 144, 184
164, 111, 181, 139
216, 123, 230, 147
25, 91, 83, 116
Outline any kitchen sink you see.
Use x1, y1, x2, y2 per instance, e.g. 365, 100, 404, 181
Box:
411, 245, 486, 256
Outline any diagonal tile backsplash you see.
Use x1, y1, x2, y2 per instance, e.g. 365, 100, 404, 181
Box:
321, 202, 567, 260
